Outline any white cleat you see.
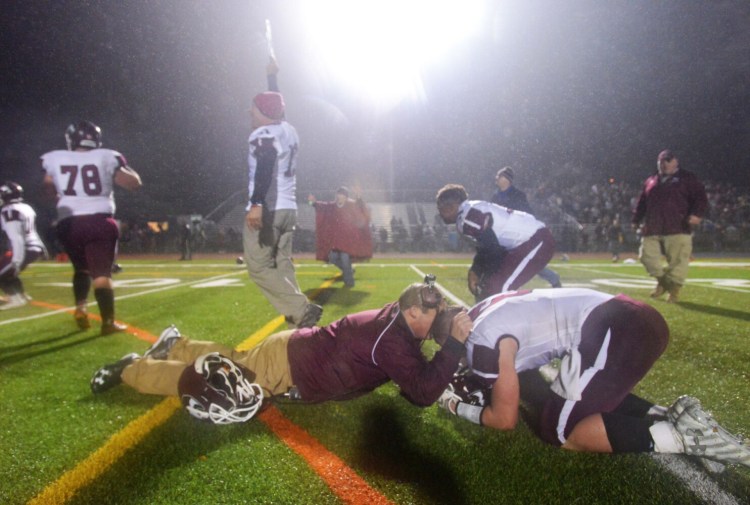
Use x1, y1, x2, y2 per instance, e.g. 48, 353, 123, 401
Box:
0, 294, 28, 310
669, 395, 750, 468
144, 325, 182, 360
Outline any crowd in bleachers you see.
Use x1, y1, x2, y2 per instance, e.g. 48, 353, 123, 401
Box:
108, 177, 750, 257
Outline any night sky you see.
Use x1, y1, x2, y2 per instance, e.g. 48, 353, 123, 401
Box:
1, 0, 749, 222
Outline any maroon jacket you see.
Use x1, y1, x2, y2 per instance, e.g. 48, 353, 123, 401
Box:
632, 168, 708, 236
287, 302, 465, 406
313, 199, 373, 261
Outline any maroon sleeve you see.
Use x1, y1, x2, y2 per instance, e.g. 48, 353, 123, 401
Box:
373, 332, 464, 407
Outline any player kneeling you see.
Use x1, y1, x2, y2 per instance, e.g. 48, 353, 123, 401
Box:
432, 289, 750, 471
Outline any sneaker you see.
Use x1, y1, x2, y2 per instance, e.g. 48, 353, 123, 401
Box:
297, 303, 323, 328
74, 308, 91, 330
144, 325, 181, 359
0, 294, 28, 310
90, 352, 139, 393
101, 320, 128, 336
669, 395, 750, 467
111, 263, 123, 274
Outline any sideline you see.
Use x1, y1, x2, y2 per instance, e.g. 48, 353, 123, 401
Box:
26, 273, 391, 505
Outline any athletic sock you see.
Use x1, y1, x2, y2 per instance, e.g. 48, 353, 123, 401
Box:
94, 288, 115, 323
73, 272, 91, 304
649, 421, 684, 454
601, 412, 655, 453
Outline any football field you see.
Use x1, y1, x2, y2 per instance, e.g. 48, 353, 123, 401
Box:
1, 255, 748, 505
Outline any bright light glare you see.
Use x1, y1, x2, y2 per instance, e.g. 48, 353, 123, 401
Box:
302, 0, 485, 110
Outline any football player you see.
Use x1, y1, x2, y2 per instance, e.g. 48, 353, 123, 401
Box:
243, 56, 322, 329
41, 121, 142, 335
436, 184, 555, 301
90, 279, 473, 424
434, 288, 750, 469
0, 182, 47, 310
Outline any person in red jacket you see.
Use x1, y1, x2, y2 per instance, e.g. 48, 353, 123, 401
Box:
309, 186, 373, 288
632, 150, 707, 303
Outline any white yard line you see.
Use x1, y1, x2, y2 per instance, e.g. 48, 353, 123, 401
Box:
565, 265, 750, 294
0, 270, 244, 328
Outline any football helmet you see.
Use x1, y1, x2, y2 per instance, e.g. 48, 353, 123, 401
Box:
178, 353, 264, 424
0, 181, 23, 204
65, 120, 102, 150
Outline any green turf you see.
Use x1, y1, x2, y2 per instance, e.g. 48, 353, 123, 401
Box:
1, 256, 748, 504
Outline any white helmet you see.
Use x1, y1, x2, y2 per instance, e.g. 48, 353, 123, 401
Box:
178, 353, 264, 424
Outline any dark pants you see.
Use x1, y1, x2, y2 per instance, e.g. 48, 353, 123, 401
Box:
539, 295, 669, 446
57, 214, 119, 278
483, 227, 556, 295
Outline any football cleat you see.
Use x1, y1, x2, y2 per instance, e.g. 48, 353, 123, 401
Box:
0, 294, 28, 310
90, 352, 139, 394
74, 308, 91, 330
669, 395, 750, 467
144, 325, 182, 360
297, 303, 323, 329
101, 320, 128, 336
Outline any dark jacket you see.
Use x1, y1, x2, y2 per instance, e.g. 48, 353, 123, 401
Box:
490, 186, 534, 215
288, 302, 465, 405
632, 168, 708, 236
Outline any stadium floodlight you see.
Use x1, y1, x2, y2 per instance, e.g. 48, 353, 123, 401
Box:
301, 0, 486, 110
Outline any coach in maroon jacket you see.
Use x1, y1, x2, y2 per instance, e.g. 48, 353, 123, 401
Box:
95, 280, 473, 414
632, 150, 707, 303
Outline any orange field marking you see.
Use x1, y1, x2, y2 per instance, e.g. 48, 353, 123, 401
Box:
26, 278, 392, 504
259, 406, 394, 505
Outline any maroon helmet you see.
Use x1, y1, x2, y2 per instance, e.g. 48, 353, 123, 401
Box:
65, 120, 102, 150
178, 353, 264, 424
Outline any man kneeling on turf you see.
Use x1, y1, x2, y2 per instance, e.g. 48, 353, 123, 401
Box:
432, 288, 750, 469
90, 277, 473, 424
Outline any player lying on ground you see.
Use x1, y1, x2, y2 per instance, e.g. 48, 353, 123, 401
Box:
433, 288, 750, 469
90, 277, 473, 424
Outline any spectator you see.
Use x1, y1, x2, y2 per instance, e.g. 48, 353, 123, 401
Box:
632, 150, 708, 303
309, 186, 372, 288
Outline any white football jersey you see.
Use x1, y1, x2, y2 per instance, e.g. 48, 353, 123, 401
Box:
246, 121, 299, 211
1, 201, 46, 263
466, 288, 614, 380
41, 148, 126, 220
457, 200, 545, 249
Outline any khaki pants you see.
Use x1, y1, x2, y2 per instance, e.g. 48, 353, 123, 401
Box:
243, 208, 308, 324
638, 234, 693, 287
121, 330, 296, 397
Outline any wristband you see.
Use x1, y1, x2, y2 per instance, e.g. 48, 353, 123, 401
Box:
456, 402, 484, 425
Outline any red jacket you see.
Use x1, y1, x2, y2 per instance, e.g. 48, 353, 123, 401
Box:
632, 168, 707, 236
288, 302, 465, 406
313, 199, 373, 261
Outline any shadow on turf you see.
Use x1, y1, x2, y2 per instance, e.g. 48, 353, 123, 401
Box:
355, 405, 468, 505
676, 301, 750, 322
0, 330, 106, 367
304, 286, 369, 307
